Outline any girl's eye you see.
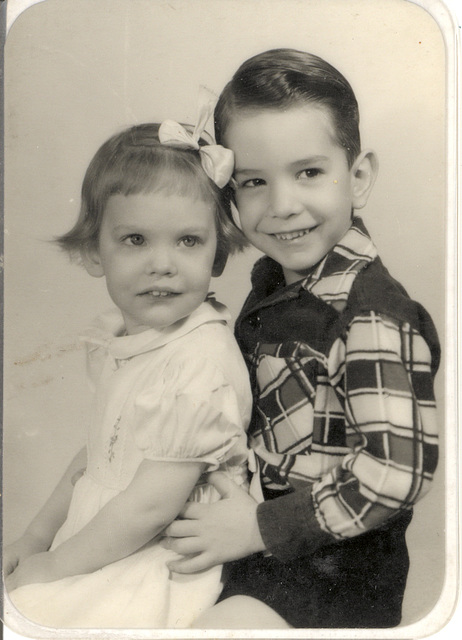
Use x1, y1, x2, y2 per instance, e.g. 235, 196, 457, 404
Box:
180, 236, 199, 248
298, 168, 322, 180
123, 234, 145, 246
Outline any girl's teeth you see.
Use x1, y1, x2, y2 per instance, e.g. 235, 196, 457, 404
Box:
149, 290, 172, 297
275, 229, 308, 241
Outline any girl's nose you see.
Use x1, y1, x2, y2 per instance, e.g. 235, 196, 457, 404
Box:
145, 248, 177, 276
269, 181, 304, 219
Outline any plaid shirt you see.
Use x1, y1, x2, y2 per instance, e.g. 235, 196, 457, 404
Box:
235, 217, 440, 562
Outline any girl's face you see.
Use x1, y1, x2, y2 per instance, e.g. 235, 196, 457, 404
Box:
85, 191, 217, 334
225, 105, 365, 284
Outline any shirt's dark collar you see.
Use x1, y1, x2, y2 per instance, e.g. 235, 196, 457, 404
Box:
250, 217, 375, 305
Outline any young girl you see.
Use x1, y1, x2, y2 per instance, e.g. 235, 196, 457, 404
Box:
163, 48, 440, 629
4, 114, 252, 629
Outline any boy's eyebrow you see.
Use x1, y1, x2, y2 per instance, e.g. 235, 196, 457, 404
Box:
291, 155, 330, 166
234, 156, 330, 174
233, 168, 263, 176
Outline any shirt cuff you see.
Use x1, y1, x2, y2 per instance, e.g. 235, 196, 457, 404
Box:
257, 486, 334, 562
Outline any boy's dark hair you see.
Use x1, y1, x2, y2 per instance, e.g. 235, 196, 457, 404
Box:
56, 123, 246, 274
215, 48, 361, 168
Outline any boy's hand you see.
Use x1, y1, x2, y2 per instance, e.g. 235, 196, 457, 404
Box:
162, 471, 266, 573
3, 534, 49, 578
5, 551, 59, 592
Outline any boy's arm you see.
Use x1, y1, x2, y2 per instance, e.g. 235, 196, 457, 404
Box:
6, 458, 204, 590
255, 311, 439, 561
163, 472, 265, 573
165, 312, 438, 571
3, 446, 87, 577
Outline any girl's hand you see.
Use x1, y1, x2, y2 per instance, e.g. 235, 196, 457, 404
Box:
5, 551, 58, 592
162, 471, 266, 573
3, 534, 50, 577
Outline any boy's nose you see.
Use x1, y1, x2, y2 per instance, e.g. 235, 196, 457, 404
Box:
145, 248, 177, 276
269, 181, 304, 218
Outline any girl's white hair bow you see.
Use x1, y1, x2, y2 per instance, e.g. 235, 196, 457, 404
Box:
158, 89, 234, 189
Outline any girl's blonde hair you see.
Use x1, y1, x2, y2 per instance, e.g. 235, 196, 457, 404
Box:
57, 123, 247, 275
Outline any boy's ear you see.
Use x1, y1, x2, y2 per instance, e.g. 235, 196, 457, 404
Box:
351, 149, 378, 210
80, 246, 105, 278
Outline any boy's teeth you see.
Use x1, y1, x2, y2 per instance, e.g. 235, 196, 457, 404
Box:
149, 290, 172, 297
275, 229, 308, 241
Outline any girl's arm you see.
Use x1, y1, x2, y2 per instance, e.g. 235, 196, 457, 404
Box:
3, 446, 87, 577
7, 458, 204, 590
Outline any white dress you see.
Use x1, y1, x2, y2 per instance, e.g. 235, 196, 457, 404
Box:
9, 300, 252, 629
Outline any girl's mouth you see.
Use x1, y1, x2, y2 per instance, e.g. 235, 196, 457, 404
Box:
139, 289, 179, 298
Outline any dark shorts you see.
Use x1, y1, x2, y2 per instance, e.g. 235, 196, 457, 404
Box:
218, 509, 412, 628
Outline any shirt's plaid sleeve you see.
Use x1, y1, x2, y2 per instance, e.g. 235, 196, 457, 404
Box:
257, 310, 438, 559
312, 310, 438, 539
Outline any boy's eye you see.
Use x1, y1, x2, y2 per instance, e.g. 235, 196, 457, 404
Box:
180, 235, 200, 248
238, 178, 266, 189
123, 234, 145, 246
298, 168, 322, 180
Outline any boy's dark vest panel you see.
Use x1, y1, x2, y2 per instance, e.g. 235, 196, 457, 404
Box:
237, 255, 440, 379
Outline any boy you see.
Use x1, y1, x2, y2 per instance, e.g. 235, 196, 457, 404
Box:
164, 48, 440, 629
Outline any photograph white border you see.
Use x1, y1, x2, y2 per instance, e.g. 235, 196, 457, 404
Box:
1, 0, 460, 638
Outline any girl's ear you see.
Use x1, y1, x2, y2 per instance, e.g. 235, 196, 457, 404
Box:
351, 149, 379, 210
80, 246, 105, 278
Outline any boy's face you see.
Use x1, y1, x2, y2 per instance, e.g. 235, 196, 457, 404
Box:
225, 105, 368, 284
83, 191, 217, 334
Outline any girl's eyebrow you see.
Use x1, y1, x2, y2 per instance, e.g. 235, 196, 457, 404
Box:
112, 224, 146, 235
112, 224, 209, 235
177, 226, 210, 235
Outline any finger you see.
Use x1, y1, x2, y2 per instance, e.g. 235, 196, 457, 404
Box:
166, 537, 205, 556
168, 553, 215, 574
207, 471, 243, 498
164, 519, 199, 538
176, 501, 206, 519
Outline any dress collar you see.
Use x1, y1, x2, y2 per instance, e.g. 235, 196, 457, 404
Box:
250, 217, 378, 311
80, 296, 231, 360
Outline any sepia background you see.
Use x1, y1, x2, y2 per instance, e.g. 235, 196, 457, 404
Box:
3, 0, 450, 631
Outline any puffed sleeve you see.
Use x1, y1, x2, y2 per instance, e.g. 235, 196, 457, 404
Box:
132, 355, 248, 471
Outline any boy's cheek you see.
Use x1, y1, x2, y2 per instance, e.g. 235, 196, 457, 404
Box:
233, 205, 256, 231
239, 220, 258, 239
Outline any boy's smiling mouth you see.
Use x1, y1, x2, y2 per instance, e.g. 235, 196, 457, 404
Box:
271, 226, 319, 241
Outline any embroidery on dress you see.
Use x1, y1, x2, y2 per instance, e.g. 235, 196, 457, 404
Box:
108, 415, 122, 462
